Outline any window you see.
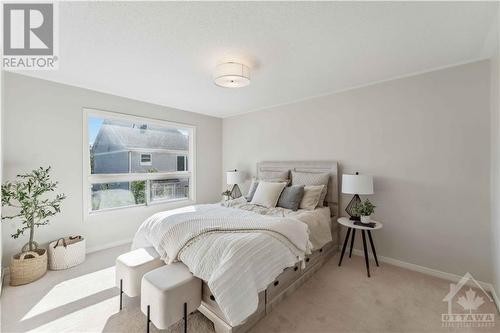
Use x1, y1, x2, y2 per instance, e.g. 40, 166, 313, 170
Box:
140, 153, 152, 166
177, 155, 187, 171
84, 108, 195, 213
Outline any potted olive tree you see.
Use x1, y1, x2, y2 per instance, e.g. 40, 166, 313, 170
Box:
1, 167, 66, 286
354, 199, 376, 224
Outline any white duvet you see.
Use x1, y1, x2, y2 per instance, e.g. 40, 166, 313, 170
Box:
132, 203, 315, 326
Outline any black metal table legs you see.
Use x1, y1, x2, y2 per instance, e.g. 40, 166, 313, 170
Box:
349, 229, 356, 258
361, 230, 370, 277
368, 230, 379, 267
339, 227, 379, 277
338, 227, 351, 266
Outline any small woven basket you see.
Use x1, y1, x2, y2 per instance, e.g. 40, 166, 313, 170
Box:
10, 249, 47, 286
48, 236, 86, 270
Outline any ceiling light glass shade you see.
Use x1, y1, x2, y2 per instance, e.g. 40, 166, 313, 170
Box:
214, 62, 250, 88
342, 174, 374, 195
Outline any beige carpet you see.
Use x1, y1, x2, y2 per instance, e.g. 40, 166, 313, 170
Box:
1, 244, 498, 333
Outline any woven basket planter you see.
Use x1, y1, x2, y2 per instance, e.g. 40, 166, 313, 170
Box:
10, 249, 47, 286
48, 236, 86, 270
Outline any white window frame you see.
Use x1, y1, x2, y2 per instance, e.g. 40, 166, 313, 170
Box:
140, 153, 152, 166
83, 108, 196, 216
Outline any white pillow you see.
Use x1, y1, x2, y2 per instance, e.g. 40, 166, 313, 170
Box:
251, 181, 287, 208
299, 185, 325, 210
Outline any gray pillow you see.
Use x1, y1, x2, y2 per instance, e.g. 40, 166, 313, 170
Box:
246, 179, 259, 202
277, 185, 305, 211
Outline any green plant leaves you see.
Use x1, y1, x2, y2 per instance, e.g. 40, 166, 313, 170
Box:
1, 166, 66, 244
353, 199, 376, 216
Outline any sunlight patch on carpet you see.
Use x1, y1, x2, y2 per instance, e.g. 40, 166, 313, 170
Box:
22, 266, 115, 321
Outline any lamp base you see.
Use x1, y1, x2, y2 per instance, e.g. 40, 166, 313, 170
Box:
230, 184, 242, 199
345, 194, 361, 221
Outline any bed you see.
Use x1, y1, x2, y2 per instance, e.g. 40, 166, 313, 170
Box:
132, 161, 340, 333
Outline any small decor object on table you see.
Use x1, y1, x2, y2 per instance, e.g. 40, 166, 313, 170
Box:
48, 236, 86, 270
354, 199, 376, 224
337, 217, 383, 278
221, 189, 232, 202
341, 172, 374, 221
1, 166, 66, 286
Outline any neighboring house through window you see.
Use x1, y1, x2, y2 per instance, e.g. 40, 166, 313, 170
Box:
177, 155, 187, 171
140, 153, 152, 166
84, 108, 195, 213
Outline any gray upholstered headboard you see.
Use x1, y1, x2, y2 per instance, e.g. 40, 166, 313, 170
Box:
257, 161, 339, 216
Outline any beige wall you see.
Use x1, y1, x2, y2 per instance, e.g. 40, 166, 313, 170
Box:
2, 72, 222, 263
223, 60, 492, 282
0, 71, 3, 287
490, 7, 500, 301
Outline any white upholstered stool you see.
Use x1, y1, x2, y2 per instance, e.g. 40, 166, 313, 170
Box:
141, 263, 202, 333
115, 247, 164, 310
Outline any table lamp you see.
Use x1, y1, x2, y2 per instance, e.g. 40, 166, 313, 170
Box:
342, 172, 374, 221
226, 170, 246, 199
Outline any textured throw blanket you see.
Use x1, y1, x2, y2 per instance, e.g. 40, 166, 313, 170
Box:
132, 204, 312, 326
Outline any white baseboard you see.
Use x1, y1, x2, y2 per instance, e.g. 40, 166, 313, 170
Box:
0, 238, 133, 286
347, 247, 499, 313
86, 238, 132, 254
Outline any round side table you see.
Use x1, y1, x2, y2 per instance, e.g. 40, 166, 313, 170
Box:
337, 217, 383, 277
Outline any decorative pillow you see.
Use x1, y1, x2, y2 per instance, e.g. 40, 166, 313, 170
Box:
246, 178, 288, 201
299, 185, 325, 210
277, 185, 305, 211
292, 171, 329, 207
246, 179, 259, 202
251, 181, 287, 208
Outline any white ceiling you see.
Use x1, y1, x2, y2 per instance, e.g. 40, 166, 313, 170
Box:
17, 1, 499, 118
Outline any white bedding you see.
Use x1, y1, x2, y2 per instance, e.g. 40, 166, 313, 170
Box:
224, 197, 332, 249
132, 201, 331, 326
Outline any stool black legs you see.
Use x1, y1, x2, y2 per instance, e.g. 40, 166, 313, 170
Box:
145, 303, 188, 333
184, 302, 187, 333
339, 227, 379, 277
367, 230, 379, 267
349, 229, 356, 258
338, 228, 351, 266
146, 305, 150, 333
119, 279, 123, 311
361, 230, 370, 278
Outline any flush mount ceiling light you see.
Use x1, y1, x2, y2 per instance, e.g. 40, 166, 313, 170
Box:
213, 62, 250, 88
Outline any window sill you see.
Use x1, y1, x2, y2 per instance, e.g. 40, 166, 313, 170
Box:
86, 198, 195, 218
148, 197, 192, 206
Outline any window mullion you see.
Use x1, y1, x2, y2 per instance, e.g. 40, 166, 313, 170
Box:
88, 171, 191, 184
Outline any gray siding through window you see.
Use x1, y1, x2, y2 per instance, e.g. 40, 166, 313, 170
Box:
93, 151, 129, 174
91, 120, 189, 174
131, 151, 182, 173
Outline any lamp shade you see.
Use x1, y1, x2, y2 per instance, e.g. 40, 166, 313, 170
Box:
226, 170, 245, 185
342, 174, 374, 195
